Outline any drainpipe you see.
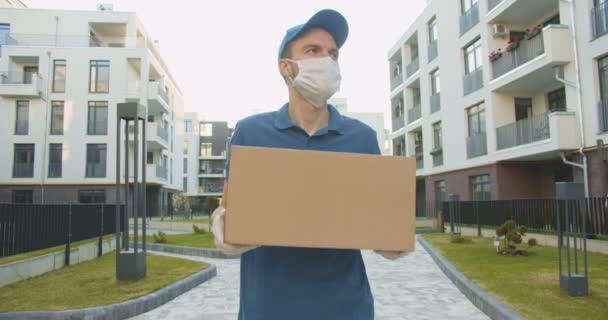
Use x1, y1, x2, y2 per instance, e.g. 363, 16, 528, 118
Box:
556, 0, 589, 198
41, 50, 52, 203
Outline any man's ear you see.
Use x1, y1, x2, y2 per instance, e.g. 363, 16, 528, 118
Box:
278, 59, 291, 78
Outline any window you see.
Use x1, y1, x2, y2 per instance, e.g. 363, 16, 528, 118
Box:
15, 100, 28, 135
428, 17, 438, 42
435, 180, 446, 212
414, 131, 423, 158
86, 144, 107, 177
201, 123, 213, 137
433, 122, 442, 150
467, 102, 486, 136
147, 152, 153, 164
183, 158, 188, 174
170, 159, 173, 184
184, 138, 189, 154
48, 144, 62, 178
547, 87, 566, 112
89, 60, 110, 93
464, 38, 483, 74
23, 67, 38, 84
394, 98, 404, 117
200, 143, 212, 157
431, 69, 440, 95
183, 177, 187, 191
184, 120, 192, 133
13, 144, 34, 177
12, 190, 33, 204
461, 0, 478, 14
599, 55, 608, 101
0, 24, 10, 46
87, 101, 108, 135
413, 88, 421, 106
470, 174, 490, 200
79, 190, 105, 203
50, 101, 64, 135
52, 60, 66, 92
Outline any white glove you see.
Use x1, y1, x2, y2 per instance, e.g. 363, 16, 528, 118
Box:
211, 206, 257, 255
374, 250, 410, 261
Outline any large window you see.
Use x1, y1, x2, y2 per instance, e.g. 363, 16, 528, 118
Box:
13, 144, 34, 178
52, 60, 66, 92
428, 17, 438, 42
86, 144, 107, 177
79, 190, 106, 203
435, 180, 446, 212
50, 101, 64, 135
15, 100, 28, 135
183, 158, 188, 174
184, 120, 193, 133
464, 38, 483, 74
12, 190, 33, 204
0, 24, 10, 46
461, 0, 478, 14
200, 143, 212, 157
431, 69, 440, 94
201, 123, 213, 137
599, 55, 608, 101
89, 60, 110, 93
547, 87, 566, 112
87, 101, 108, 135
467, 102, 486, 136
48, 143, 62, 178
433, 122, 443, 150
470, 174, 491, 200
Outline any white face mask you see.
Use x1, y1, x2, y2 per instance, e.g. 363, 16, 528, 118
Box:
284, 56, 341, 108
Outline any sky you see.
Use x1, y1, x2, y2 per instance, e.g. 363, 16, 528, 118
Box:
25, 0, 427, 127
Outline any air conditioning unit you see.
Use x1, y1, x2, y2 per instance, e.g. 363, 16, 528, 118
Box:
97, 3, 114, 11
492, 24, 509, 38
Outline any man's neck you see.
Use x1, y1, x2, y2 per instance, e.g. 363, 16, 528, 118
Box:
287, 89, 330, 136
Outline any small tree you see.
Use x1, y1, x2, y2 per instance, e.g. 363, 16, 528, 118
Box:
172, 193, 191, 220
204, 197, 220, 214
496, 220, 536, 256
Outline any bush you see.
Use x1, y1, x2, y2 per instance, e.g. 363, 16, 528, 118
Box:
152, 231, 168, 243
528, 238, 537, 247
192, 224, 206, 234
450, 234, 473, 244
496, 220, 534, 256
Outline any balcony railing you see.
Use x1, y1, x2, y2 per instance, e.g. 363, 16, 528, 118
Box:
199, 184, 223, 193
496, 112, 550, 150
416, 155, 424, 170
592, 1, 608, 39
432, 150, 444, 167
200, 167, 225, 175
599, 100, 608, 132
15, 119, 28, 135
406, 57, 420, 78
463, 68, 483, 96
157, 84, 169, 105
430, 93, 441, 113
488, 0, 504, 12
13, 163, 33, 178
466, 133, 487, 158
408, 104, 422, 124
460, 3, 480, 35
428, 40, 438, 62
390, 73, 403, 90
156, 165, 167, 179
492, 30, 545, 79
3, 33, 137, 48
392, 114, 405, 131
156, 125, 168, 142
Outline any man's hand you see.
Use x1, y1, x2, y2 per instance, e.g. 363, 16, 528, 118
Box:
211, 206, 257, 255
374, 250, 410, 261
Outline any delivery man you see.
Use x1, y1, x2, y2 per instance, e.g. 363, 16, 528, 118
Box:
211, 9, 407, 320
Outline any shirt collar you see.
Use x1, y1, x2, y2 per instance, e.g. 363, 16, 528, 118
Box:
273, 103, 344, 135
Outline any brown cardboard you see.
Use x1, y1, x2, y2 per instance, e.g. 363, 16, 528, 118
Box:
224, 146, 416, 252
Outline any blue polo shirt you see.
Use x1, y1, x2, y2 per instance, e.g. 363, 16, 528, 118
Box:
225, 103, 381, 320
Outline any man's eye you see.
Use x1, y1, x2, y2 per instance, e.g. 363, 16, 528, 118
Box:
307, 48, 317, 54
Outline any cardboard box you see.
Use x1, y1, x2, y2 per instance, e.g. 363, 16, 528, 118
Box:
225, 146, 416, 252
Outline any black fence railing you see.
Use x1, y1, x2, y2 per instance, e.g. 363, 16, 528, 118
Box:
442, 198, 608, 236
0, 204, 126, 262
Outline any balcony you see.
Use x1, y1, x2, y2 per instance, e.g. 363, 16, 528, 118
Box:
407, 104, 421, 124
134, 122, 168, 150
599, 101, 608, 133
147, 82, 170, 114
406, 57, 420, 79
592, 1, 608, 39
496, 113, 550, 150
428, 40, 438, 63
487, 0, 504, 12
463, 68, 483, 96
494, 112, 579, 161
466, 133, 487, 158
0, 70, 43, 98
392, 115, 405, 132
487, 0, 560, 26
430, 93, 441, 113
460, 3, 480, 35
490, 25, 572, 93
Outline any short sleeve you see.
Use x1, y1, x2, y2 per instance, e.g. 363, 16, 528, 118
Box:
368, 130, 381, 155
224, 121, 243, 182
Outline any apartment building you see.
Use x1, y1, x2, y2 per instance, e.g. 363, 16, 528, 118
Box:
388, 0, 608, 216
0, 5, 185, 217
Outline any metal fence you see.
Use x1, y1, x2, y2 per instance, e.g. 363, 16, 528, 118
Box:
463, 68, 483, 96
0, 204, 126, 262
442, 198, 608, 236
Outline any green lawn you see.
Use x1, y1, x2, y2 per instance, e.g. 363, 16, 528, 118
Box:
169, 218, 209, 224
0, 234, 115, 266
130, 232, 215, 249
458, 224, 608, 241
0, 252, 209, 312
423, 233, 608, 320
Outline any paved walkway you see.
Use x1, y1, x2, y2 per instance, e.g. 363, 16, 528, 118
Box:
129, 238, 488, 320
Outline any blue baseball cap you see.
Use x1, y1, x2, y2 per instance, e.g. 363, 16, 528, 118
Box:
278, 9, 349, 59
